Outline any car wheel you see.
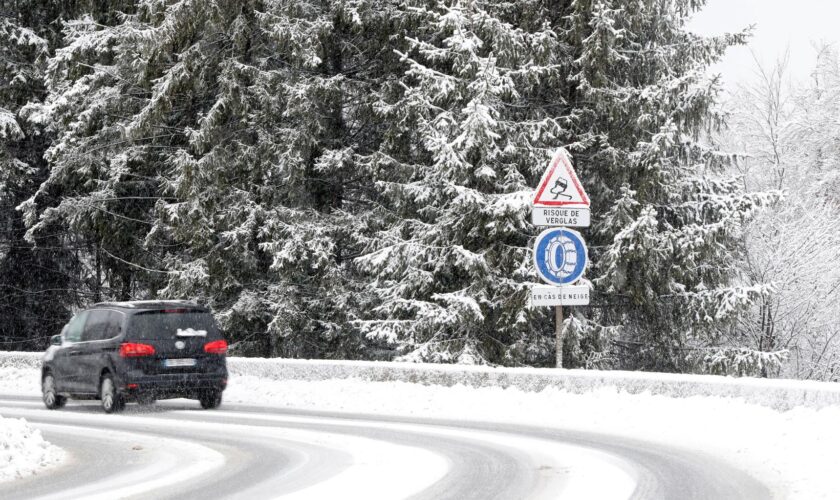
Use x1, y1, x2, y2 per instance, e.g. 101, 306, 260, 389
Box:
198, 390, 222, 409
42, 373, 66, 410
100, 375, 125, 413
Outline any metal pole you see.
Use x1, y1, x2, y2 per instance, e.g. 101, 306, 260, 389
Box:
555, 304, 564, 368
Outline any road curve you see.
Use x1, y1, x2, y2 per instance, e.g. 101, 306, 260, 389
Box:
0, 394, 770, 500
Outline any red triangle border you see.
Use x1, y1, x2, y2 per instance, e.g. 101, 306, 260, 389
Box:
532, 150, 590, 207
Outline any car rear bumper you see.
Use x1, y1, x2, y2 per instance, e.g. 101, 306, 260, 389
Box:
120, 372, 227, 399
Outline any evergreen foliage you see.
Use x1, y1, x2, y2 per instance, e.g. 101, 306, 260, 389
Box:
20, 0, 402, 358
4, 0, 780, 372
0, 1, 94, 350
562, 0, 773, 371
358, 0, 769, 368
354, 1, 567, 364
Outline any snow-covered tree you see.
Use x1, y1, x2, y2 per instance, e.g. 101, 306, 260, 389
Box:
0, 1, 94, 349
20, 0, 412, 358
563, 0, 778, 371
355, 0, 769, 368
353, 1, 566, 364
20, 0, 773, 370
720, 48, 840, 380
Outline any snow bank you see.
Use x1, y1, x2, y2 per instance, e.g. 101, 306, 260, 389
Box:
0, 415, 64, 482
0, 354, 64, 482
223, 376, 840, 499
2, 351, 840, 497
224, 356, 840, 411
0, 353, 41, 396
0, 352, 40, 370
3, 351, 840, 410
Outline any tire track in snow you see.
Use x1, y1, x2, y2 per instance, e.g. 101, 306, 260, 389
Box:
0, 396, 769, 499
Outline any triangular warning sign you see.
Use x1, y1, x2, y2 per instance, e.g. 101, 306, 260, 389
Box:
532, 148, 590, 207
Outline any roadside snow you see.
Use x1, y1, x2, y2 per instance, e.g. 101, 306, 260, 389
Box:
222, 376, 839, 499
1, 352, 839, 498
0, 415, 64, 482
0, 355, 63, 482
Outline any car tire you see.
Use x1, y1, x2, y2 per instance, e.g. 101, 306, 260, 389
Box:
42, 373, 66, 410
100, 374, 125, 413
198, 390, 222, 409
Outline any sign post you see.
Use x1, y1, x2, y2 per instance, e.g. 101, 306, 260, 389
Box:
530, 149, 592, 369
556, 312, 563, 367
532, 226, 589, 368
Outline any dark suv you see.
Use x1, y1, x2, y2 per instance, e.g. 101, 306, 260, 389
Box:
41, 301, 228, 413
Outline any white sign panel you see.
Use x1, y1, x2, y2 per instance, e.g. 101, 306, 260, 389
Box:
530, 285, 590, 306
531, 207, 590, 227
532, 148, 590, 208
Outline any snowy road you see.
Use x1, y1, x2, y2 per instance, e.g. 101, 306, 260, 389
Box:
0, 394, 768, 500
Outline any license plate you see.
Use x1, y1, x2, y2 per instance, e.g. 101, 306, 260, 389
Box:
164, 358, 196, 368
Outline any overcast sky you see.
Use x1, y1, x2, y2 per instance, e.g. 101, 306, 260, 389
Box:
688, 0, 840, 90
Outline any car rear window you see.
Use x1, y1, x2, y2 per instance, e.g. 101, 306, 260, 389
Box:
127, 310, 221, 341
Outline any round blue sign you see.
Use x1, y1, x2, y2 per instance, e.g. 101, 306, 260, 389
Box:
533, 227, 588, 285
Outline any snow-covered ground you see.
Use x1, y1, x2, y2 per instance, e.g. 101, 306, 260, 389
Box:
0, 414, 63, 482
226, 376, 840, 499
1, 353, 839, 498
0, 357, 65, 482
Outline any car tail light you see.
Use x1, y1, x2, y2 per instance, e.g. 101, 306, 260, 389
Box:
204, 340, 228, 354
120, 342, 156, 357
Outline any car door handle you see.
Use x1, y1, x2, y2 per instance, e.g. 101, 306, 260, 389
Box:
68, 350, 84, 356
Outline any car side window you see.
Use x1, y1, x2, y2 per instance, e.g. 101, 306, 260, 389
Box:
82, 310, 109, 342
103, 311, 123, 340
64, 311, 88, 343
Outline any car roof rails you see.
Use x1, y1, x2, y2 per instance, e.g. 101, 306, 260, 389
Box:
91, 300, 204, 309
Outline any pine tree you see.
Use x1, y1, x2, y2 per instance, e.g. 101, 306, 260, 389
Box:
353, 0, 572, 364
22, 0, 774, 370
558, 0, 772, 370
0, 1, 94, 349
22, 0, 404, 357
356, 0, 771, 368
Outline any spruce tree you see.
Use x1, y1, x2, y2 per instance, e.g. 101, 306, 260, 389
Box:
22, 0, 773, 369
567, 0, 774, 370
22, 0, 401, 357
0, 1, 94, 349
354, 1, 569, 363
356, 0, 771, 368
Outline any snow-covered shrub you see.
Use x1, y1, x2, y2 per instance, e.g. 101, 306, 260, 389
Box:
687, 347, 788, 377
